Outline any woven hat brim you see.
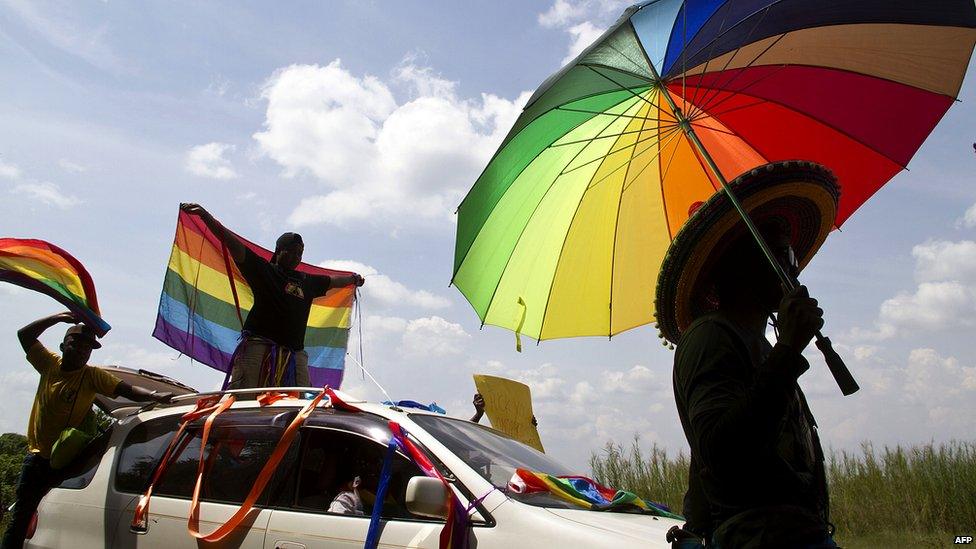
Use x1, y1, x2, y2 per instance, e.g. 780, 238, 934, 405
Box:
655, 161, 840, 345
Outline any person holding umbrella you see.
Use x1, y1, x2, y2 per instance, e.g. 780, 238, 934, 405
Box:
179, 203, 364, 389
656, 162, 838, 548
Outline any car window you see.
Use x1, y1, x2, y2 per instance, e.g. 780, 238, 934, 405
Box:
57, 421, 113, 490
115, 408, 299, 506
276, 425, 443, 522
115, 414, 181, 494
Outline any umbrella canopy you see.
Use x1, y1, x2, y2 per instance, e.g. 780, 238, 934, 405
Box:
453, 0, 976, 341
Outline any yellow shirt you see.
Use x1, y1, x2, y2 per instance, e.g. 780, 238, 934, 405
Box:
26, 342, 121, 458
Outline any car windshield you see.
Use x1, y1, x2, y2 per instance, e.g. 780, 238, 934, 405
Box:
410, 414, 581, 508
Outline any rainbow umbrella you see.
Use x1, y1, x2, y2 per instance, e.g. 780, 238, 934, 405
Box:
453, 0, 976, 343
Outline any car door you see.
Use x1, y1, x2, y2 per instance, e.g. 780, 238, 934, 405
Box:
110, 407, 299, 549
264, 412, 453, 549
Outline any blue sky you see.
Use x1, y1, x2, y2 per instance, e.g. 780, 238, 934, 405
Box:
2, 0, 975, 471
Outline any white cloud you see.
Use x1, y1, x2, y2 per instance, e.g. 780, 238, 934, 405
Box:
186, 142, 238, 180
253, 59, 529, 229
850, 238, 976, 341
320, 259, 451, 310
601, 364, 659, 394
399, 316, 470, 357
956, 202, 976, 229
58, 159, 88, 173
537, 0, 629, 65
3, 1, 128, 74
912, 240, 976, 283
903, 348, 976, 401
97, 343, 182, 374
538, 0, 588, 28
12, 181, 82, 209
0, 369, 39, 433
0, 160, 22, 179
562, 21, 604, 64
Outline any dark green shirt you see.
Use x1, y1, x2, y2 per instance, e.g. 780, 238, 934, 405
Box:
673, 313, 828, 537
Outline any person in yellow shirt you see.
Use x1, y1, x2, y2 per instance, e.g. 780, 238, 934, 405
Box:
1, 312, 173, 549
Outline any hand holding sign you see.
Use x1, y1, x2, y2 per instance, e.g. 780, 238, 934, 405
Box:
472, 374, 544, 453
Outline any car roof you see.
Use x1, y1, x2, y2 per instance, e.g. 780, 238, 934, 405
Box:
119, 387, 455, 425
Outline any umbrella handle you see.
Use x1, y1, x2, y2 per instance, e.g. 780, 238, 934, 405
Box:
814, 334, 859, 396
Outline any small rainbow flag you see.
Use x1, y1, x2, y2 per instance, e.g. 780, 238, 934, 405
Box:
0, 238, 111, 336
153, 210, 356, 387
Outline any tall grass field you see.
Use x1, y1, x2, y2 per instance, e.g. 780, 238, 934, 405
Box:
590, 439, 976, 547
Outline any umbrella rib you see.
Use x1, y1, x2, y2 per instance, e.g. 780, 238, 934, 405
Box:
694, 86, 911, 170
585, 65, 662, 111
606, 104, 651, 337
453, 91, 648, 280
684, 0, 737, 111
687, 31, 787, 119
556, 106, 677, 123
687, 122, 740, 137
581, 40, 655, 80
470, 98, 647, 331
559, 123, 682, 178
620, 129, 685, 196
672, 0, 788, 83
550, 127, 670, 148
580, 124, 683, 191
657, 122, 692, 197
687, 63, 789, 120
689, 4, 775, 114
455, 87, 651, 216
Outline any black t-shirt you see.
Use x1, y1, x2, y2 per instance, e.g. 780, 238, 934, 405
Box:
237, 248, 331, 350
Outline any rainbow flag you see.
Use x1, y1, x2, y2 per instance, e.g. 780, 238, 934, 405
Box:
0, 238, 110, 336
153, 210, 356, 387
508, 469, 683, 520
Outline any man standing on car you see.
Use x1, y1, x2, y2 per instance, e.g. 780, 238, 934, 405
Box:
179, 203, 364, 389
2, 312, 173, 549
656, 164, 839, 547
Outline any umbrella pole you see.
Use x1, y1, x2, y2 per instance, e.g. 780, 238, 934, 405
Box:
650, 72, 859, 396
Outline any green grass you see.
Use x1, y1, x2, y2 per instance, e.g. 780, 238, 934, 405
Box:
590, 439, 976, 546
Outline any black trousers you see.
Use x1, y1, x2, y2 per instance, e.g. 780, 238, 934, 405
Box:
1, 454, 57, 549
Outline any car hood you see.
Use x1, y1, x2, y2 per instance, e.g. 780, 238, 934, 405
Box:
93, 365, 196, 414
545, 507, 681, 542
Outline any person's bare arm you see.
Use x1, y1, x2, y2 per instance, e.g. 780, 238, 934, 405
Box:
330, 273, 365, 288
114, 381, 173, 403
18, 312, 78, 353
180, 203, 245, 264
470, 393, 485, 423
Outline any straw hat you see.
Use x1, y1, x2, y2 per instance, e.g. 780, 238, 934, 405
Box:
654, 161, 840, 345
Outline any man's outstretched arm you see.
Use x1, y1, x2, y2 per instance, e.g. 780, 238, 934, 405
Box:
180, 203, 246, 264
18, 312, 78, 353
114, 382, 173, 404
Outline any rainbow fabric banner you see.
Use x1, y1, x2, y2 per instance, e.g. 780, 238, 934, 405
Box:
508, 469, 682, 520
0, 238, 111, 336
153, 210, 356, 388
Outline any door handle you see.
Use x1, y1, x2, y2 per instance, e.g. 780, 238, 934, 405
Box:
274, 542, 306, 549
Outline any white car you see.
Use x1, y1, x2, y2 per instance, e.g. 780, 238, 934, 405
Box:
27, 368, 681, 548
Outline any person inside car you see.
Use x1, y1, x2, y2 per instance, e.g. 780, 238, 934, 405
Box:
328, 465, 365, 516
2, 312, 173, 549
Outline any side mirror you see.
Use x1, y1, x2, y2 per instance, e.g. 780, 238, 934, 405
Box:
404, 476, 449, 519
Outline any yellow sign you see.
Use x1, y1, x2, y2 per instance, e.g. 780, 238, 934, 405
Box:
473, 374, 544, 453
